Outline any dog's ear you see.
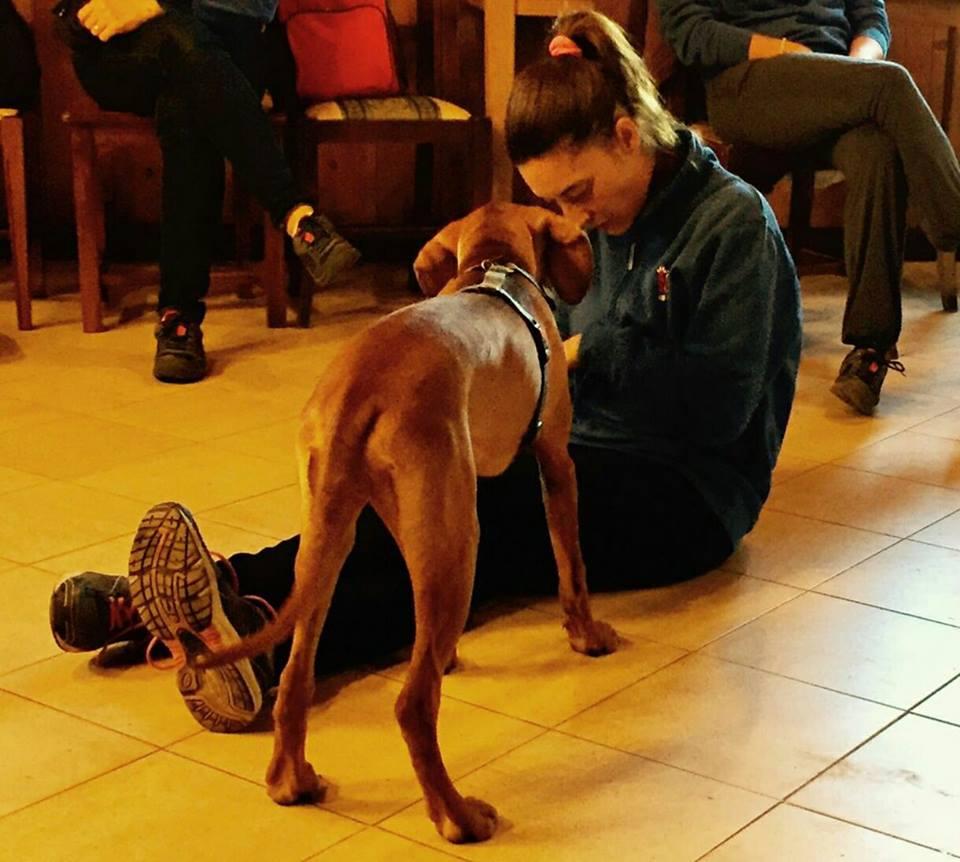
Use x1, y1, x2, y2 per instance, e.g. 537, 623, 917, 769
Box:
536, 211, 594, 305
413, 219, 463, 297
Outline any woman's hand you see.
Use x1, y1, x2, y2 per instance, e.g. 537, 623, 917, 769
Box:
78, 0, 164, 42
748, 33, 812, 60
564, 334, 582, 370
848, 35, 884, 60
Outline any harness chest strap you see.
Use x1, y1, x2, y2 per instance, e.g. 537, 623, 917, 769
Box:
461, 263, 551, 448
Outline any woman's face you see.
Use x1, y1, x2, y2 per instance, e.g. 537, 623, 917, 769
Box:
517, 118, 655, 236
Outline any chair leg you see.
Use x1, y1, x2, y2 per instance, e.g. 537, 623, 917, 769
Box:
263, 218, 287, 327
937, 250, 958, 312
2, 117, 31, 330
786, 165, 815, 263
70, 127, 106, 332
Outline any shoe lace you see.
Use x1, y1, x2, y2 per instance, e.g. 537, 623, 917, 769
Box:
883, 357, 906, 375
106, 594, 139, 637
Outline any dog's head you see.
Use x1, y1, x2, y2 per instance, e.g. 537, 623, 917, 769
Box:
413, 203, 593, 305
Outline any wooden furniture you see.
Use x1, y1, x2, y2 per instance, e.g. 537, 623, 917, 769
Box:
294, 0, 492, 324
1, 109, 32, 329
62, 109, 288, 332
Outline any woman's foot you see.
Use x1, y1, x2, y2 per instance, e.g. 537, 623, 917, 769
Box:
127, 502, 276, 732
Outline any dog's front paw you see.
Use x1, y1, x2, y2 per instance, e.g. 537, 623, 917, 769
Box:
567, 618, 619, 657
440, 796, 498, 844
266, 757, 328, 805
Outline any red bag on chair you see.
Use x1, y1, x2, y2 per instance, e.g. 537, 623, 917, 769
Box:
278, 0, 403, 102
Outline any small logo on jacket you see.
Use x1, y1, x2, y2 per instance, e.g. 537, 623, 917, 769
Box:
656, 265, 670, 303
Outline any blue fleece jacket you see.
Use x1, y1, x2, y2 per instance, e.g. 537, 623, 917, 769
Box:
657, 0, 891, 73
559, 130, 801, 546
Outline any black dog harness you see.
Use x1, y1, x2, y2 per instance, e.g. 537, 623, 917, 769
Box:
462, 261, 556, 448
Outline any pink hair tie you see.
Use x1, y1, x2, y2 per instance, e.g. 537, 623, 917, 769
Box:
549, 34, 583, 58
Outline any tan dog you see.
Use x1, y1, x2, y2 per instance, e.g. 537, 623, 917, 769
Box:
199, 202, 619, 843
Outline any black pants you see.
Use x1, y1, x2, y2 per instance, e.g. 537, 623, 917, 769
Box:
70, 9, 301, 322
228, 446, 733, 675
706, 53, 960, 351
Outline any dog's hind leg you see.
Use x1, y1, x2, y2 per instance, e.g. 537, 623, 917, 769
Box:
383, 450, 498, 843
266, 496, 365, 806
533, 439, 619, 657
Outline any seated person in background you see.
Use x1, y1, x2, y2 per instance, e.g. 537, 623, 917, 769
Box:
657, 0, 960, 415
49, 11, 802, 734
57, 0, 359, 383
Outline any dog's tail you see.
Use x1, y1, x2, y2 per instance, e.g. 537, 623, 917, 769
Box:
196, 386, 380, 672
194, 582, 304, 670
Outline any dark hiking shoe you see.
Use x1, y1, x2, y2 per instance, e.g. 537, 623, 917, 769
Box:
291, 212, 360, 288
830, 346, 905, 416
153, 310, 207, 384
50, 571, 146, 655
128, 502, 275, 733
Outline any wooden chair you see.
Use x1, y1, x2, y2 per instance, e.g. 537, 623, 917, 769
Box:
0, 108, 32, 329
291, 0, 492, 325
62, 109, 289, 333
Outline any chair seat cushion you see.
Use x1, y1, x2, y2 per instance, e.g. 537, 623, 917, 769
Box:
0, 108, 20, 118
304, 95, 470, 122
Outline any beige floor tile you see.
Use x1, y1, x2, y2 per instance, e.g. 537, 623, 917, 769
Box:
380, 607, 685, 727
34, 518, 277, 577
838, 430, 960, 490
212, 417, 300, 466
0, 482, 148, 564
0, 690, 154, 817
771, 453, 823, 485
913, 677, 960, 726
704, 804, 948, 861
559, 654, 898, 798
705, 593, 960, 708
911, 406, 960, 441
0, 652, 205, 746
0, 364, 161, 414
779, 378, 957, 463
308, 828, 467, 861
0, 464, 44, 495
170, 672, 544, 825
533, 572, 800, 651
99, 386, 300, 442
727, 509, 896, 589
0, 751, 360, 862
0, 567, 62, 675
910, 509, 960, 550
767, 465, 960, 537
0, 397, 68, 435
382, 731, 774, 861
202, 483, 300, 539
75, 442, 296, 511
0, 414, 187, 481
793, 715, 960, 854
817, 539, 960, 626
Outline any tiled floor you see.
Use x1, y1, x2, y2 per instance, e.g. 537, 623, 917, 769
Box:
1, 260, 959, 861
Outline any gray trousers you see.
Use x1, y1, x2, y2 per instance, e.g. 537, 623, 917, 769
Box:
706, 53, 960, 350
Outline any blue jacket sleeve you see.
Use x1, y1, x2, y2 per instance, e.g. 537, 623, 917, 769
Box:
846, 0, 891, 54
577, 218, 795, 448
656, 0, 753, 69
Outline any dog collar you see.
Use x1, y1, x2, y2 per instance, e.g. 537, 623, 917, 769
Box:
462, 263, 551, 449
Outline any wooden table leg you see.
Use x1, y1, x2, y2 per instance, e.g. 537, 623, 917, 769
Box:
485, 1, 516, 202
937, 249, 958, 312
70, 126, 106, 333
2, 116, 31, 330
